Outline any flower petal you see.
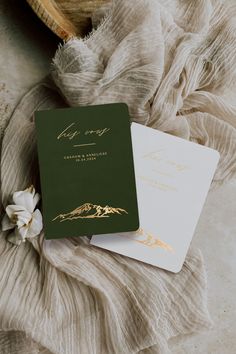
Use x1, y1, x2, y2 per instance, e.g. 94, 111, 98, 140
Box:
15, 210, 32, 228
1, 214, 15, 231
6, 205, 27, 220
27, 185, 35, 193
16, 225, 29, 240
13, 190, 35, 213
7, 231, 23, 245
32, 192, 40, 210
27, 209, 43, 238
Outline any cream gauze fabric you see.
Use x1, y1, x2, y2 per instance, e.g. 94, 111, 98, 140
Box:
1, 0, 236, 353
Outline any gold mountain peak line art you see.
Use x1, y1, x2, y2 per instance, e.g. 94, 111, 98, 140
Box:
136, 228, 174, 252
122, 228, 174, 252
52, 203, 128, 222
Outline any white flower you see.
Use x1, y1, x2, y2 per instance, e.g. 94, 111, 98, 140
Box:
1, 185, 43, 245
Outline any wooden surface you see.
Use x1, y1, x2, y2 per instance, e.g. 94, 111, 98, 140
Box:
26, 0, 110, 40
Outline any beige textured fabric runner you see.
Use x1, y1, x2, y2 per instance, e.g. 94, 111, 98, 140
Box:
1, 0, 236, 353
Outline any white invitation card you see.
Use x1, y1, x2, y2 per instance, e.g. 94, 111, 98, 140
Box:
91, 123, 220, 273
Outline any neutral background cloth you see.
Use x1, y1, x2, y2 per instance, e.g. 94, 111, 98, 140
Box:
0, 0, 236, 353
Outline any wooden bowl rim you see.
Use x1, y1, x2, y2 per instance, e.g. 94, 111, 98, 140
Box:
26, 0, 78, 40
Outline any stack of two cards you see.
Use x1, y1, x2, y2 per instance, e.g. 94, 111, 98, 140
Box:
35, 103, 219, 273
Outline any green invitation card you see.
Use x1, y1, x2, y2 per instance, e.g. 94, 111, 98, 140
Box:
35, 103, 139, 239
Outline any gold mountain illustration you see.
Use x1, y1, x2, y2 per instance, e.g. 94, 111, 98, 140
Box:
121, 228, 174, 252
52, 203, 128, 222
136, 233, 174, 252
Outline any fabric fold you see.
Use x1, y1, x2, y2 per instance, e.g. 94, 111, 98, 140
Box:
1, 0, 236, 353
